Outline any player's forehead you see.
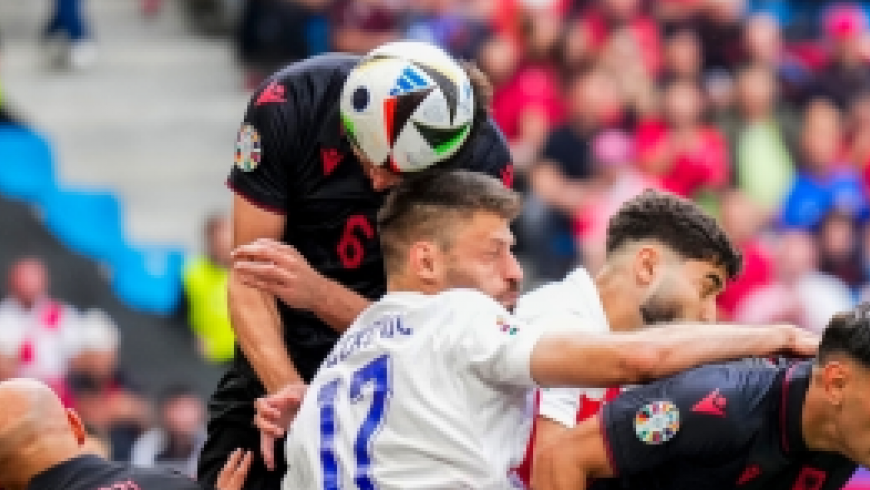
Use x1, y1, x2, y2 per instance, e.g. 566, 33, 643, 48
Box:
453, 210, 514, 245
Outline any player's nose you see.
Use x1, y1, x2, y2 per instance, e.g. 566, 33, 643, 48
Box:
505, 252, 524, 283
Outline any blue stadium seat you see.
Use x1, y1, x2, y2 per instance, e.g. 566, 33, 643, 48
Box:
40, 189, 129, 264
0, 127, 58, 205
110, 245, 184, 315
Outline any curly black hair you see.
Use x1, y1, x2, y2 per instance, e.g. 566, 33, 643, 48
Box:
606, 189, 742, 279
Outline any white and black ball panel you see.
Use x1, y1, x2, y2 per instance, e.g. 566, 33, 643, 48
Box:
339, 41, 476, 172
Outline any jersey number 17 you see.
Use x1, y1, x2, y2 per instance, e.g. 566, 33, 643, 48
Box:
318, 355, 391, 490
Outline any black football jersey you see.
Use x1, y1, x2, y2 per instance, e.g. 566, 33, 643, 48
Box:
27, 455, 204, 490
591, 360, 857, 490
226, 52, 513, 383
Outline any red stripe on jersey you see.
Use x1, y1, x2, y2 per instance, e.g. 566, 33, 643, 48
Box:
781, 364, 798, 453
600, 407, 619, 477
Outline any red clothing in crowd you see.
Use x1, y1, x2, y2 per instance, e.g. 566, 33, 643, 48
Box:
577, 9, 663, 76
635, 119, 730, 197
716, 240, 775, 320
492, 62, 566, 141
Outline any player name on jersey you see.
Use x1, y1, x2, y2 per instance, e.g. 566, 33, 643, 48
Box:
324, 315, 413, 368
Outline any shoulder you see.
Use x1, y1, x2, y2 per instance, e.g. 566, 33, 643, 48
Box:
437, 288, 507, 314
517, 268, 600, 326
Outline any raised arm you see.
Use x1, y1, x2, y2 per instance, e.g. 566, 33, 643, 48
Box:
530, 323, 815, 388
229, 195, 302, 393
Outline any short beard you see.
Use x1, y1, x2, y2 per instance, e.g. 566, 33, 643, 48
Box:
639, 289, 682, 325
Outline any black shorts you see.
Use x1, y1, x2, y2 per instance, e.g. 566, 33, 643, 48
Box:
198, 369, 287, 490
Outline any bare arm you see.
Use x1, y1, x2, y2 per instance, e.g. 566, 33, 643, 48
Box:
532, 415, 614, 490
530, 323, 815, 388
230, 195, 302, 392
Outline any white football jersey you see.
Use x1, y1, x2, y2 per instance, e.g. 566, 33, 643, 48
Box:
283, 289, 545, 490
515, 268, 612, 428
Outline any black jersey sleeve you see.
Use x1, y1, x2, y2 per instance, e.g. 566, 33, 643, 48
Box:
600, 364, 767, 478
227, 77, 299, 214
446, 114, 514, 187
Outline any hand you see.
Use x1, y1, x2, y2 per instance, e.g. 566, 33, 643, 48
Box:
531, 442, 585, 490
216, 449, 253, 490
232, 239, 326, 311
255, 383, 308, 471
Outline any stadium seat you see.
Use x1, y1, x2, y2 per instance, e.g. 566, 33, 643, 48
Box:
110, 245, 184, 315
0, 127, 58, 205
40, 189, 129, 264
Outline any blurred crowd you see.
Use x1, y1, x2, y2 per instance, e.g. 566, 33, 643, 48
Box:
6, 0, 870, 467
0, 257, 207, 472
232, 0, 870, 335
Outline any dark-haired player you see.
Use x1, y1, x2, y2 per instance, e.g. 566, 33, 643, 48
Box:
199, 40, 513, 490
515, 188, 744, 484
534, 304, 870, 490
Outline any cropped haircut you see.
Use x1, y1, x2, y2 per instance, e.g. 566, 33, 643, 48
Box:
605, 189, 742, 279
818, 303, 870, 369
377, 170, 521, 275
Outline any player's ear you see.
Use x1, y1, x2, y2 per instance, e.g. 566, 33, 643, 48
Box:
633, 244, 661, 288
409, 241, 442, 285
821, 360, 848, 407
66, 408, 87, 446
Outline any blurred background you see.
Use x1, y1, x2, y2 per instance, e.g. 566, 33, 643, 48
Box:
3, 0, 870, 483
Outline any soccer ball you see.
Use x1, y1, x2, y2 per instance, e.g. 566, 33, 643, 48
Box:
340, 41, 476, 173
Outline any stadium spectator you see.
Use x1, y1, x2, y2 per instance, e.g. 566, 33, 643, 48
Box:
329, 0, 403, 55
522, 68, 624, 281
817, 209, 864, 291
720, 64, 798, 212
740, 13, 812, 103
781, 98, 868, 230
573, 0, 663, 77
736, 230, 853, 333
0, 258, 80, 386
182, 212, 234, 364
696, 0, 745, 73
65, 309, 148, 462
490, 8, 566, 164
43, 0, 97, 69
573, 130, 659, 272
635, 79, 729, 197
716, 188, 774, 320
844, 91, 870, 193
808, 3, 870, 111
130, 385, 206, 478
660, 27, 702, 85
403, 0, 492, 60
598, 27, 658, 117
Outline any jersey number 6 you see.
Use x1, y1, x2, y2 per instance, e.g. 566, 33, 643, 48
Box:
338, 215, 375, 269
318, 355, 391, 490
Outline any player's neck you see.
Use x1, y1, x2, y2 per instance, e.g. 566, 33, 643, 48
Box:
7, 440, 85, 490
594, 267, 643, 332
801, 381, 843, 454
386, 276, 439, 296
